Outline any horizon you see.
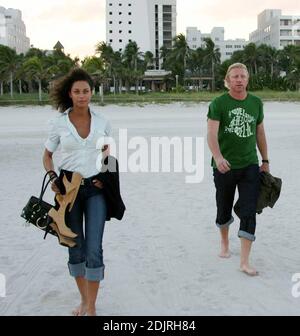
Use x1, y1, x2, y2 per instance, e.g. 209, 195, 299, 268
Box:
0, 0, 300, 59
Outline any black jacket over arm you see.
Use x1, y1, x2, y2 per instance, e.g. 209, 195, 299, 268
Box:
96, 155, 126, 221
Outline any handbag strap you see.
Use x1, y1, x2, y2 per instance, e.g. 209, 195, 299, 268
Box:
38, 170, 56, 202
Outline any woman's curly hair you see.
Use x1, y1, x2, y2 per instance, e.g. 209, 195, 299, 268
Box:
50, 67, 94, 112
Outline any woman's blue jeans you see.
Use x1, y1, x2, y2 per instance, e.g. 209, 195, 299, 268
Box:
66, 181, 107, 282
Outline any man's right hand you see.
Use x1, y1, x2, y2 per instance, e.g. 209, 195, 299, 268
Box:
215, 157, 231, 174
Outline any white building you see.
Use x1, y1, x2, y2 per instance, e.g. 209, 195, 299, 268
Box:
249, 9, 300, 49
106, 0, 177, 69
186, 27, 248, 62
0, 7, 30, 54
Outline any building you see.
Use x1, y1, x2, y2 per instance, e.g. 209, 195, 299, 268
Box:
186, 27, 248, 62
0, 6, 30, 54
106, 0, 177, 69
249, 9, 300, 49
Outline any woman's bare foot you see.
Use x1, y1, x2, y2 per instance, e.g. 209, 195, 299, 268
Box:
240, 264, 259, 276
86, 307, 97, 316
219, 240, 231, 258
72, 302, 87, 316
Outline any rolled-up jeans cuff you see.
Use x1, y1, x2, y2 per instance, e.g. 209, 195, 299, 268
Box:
85, 265, 105, 282
238, 230, 256, 242
216, 216, 234, 229
68, 261, 86, 278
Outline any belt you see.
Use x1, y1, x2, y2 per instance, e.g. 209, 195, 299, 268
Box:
80, 177, 94, 186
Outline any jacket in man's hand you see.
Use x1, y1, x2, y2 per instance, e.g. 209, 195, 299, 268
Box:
234, 171, 282, 218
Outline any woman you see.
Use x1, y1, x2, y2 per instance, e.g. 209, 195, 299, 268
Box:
43, 68, 111, 316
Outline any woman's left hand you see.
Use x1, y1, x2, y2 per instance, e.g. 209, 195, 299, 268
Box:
93, 179, 104, 189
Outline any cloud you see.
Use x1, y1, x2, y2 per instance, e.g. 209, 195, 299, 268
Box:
34, 0, 105, 23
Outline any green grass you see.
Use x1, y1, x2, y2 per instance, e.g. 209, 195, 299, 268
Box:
0, 90, 300, 106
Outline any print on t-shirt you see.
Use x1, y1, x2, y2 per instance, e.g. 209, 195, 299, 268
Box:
225, 107, 255, 138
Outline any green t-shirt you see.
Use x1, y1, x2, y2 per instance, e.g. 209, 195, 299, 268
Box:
207, 92, 264, 169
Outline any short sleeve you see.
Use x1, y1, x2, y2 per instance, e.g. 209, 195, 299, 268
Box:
257, 99, 264, 125
44, 117, 60, 153
104, 120, 112, 136
207, 98, 221, 121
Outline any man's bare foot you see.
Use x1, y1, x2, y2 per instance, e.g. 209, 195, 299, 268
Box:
240, 265, 259, 276
219, 241, 231, 258
72, 302, 87, 316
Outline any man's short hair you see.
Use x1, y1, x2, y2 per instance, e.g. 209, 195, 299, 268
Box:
224, 63, 249, 89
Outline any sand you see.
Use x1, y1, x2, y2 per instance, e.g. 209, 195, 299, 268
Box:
0, 101, 299, 316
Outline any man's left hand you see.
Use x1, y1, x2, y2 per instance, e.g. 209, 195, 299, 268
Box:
260, 163, 270, 173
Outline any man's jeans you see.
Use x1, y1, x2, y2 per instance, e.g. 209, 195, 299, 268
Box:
213, 164, 260, 241
66, 181, 107, 281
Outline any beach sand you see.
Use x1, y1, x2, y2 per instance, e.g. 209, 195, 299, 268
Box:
0, 101, 299, 316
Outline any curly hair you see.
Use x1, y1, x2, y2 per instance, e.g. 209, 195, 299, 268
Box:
50, 67, 94, 112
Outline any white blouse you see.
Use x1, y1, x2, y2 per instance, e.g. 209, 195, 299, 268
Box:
45, 108, 111, 178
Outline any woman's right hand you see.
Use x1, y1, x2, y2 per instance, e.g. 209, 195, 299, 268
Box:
51, 178, 61, 194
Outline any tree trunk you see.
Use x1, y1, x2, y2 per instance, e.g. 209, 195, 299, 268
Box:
211, 61, 215, 92
38, 79, 42, 102
113, 75, 116, 96
10, 72, 13, 98
0, 81, 3, 95
119, 79, 122, 94
19, 79, 22, 95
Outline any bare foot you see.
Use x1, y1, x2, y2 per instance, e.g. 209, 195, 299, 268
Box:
86, 308, 97, 316
219, 241, 231, 258
240, 265, 259, 276
72, 302, 87, 316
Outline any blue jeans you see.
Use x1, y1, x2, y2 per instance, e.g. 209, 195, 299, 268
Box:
66, 182, 107, 282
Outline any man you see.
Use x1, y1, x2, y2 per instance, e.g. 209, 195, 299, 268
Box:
207, 63, 269, 276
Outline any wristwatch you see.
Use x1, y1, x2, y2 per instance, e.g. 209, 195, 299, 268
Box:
262, 159, 269, 164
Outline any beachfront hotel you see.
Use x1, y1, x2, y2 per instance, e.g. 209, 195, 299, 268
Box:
186, 26, 248, 62
0, 6, 30, 54
106, 0, 177, 69
249, 9, 300, 49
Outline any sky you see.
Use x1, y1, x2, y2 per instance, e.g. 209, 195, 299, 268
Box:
1, 0, 300, 59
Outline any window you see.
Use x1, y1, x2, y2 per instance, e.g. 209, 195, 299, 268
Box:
192, 37, 196, 41
119, 3, 122, 6
119, 12, 122, 15
215, 38, 219, 41
128, 3, 132, 6
109, 12, 112, 15
129, 30, 132, 33
119, 30, 122, 33
128, 21, 132, 24
235, 45, 241, 48
109, 39, 113, 42
119, 21, 122, 24
109, 30, 113, 33
119, 39, 122, 42
109, 21, 112, 24
129, 39, 132, 42
119, 48, 122, 52
226, 45, 233, 48
109, 3, 112, 6
128, 12, 132, 15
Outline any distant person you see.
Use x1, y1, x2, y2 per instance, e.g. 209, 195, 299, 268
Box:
43, 68, 111, 315
207, 63, 270, 276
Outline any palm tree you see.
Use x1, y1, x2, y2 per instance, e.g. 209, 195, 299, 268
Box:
96, 42, 120, 94
203, 38, 221, 91
22, 56, 53, 101
0, 45, 19, 97
123, 41, 143, 93
144, 51, 154, 70
243, 43, 259, 75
